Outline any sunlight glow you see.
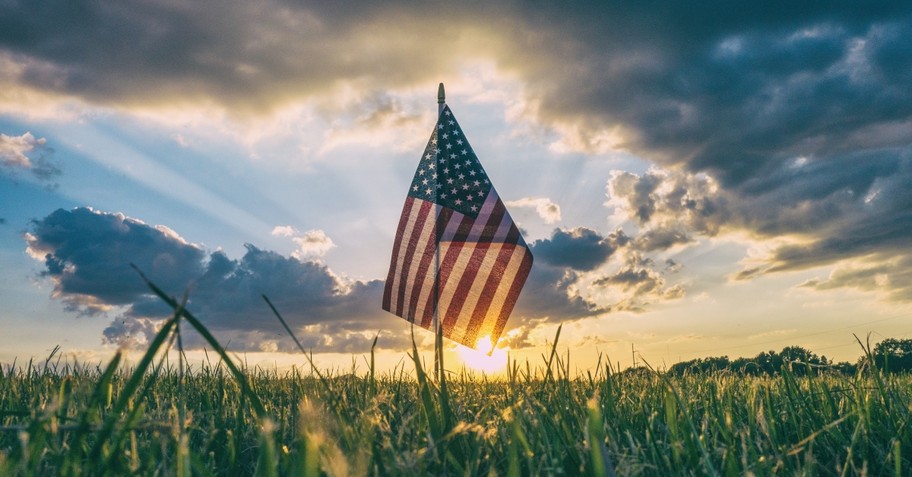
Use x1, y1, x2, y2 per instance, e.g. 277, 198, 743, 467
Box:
455, 336, 508, 373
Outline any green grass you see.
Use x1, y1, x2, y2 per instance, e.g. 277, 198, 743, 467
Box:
2, 276, 911, 475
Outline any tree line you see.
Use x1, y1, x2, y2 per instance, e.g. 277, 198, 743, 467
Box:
664, 338, 912, 376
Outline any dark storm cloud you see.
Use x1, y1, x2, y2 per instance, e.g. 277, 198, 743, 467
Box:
27, 208, 406, 352
532, 227, 628, 271
26, 207, 207, 312
0, 1, 510, 110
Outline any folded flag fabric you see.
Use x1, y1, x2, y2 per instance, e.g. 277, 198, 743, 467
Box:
382, 105, 533, 350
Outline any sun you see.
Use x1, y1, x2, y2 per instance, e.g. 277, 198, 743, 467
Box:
455, 335, 508, 373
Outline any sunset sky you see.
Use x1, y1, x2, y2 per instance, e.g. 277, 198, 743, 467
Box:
2, 2, 911, 373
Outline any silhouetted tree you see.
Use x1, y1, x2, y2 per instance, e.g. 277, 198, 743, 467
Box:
872, 338, 912, 373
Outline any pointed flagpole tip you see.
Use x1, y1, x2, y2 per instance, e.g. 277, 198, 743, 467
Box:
437, 83, 445, 104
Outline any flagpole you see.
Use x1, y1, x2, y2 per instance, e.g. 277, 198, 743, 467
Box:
434, 83, 445, 381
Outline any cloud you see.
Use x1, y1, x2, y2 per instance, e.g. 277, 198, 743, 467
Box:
592, 252, 686, 312
799, 256, 912, 302
271, 225, 297, 237
291, 230, 335, 260
272, 225, 336, 259
0, 131, 59, 180
27, 208, 404, 353
532, 227, 629, 271
513, 227, 685, 323
25, 208, 206, 313
505, 197, 562, 224
606, 168, 726, 241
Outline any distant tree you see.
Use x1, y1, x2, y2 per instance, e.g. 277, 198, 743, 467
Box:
668, 356, 731, 376
829, 361, 857, 375
872, 338, 912, 373
779, 346, 828, 375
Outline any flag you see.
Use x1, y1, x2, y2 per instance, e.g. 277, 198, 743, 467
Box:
382, 105, 533, 350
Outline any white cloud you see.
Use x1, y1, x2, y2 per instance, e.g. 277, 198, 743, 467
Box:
0, 132, 45, 169
506, 197, 562, 224
271, 225, 298, 237
292, 229, 335, 259
272, 225, 335, 259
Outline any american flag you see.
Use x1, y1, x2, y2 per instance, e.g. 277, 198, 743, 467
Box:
382, 105, 533, 350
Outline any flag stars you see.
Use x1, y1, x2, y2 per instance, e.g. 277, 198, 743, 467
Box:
407, 108, 494, 217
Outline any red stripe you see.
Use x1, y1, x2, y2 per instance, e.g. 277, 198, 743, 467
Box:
450, 215, 476, 242
505, 221, 520, 244
462, 242, 520, 346
394, 200, 432, 317
490, 249, 533, 344
475, 198, 507, 243
382, 197, 415, 311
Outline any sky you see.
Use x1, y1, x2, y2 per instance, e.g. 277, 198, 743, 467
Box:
2, 1, 912, 373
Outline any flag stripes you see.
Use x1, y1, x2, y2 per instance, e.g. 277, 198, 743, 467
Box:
383, 190, 532, 349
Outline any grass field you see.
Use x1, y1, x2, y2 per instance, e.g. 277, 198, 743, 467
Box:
2, 278, 910, 476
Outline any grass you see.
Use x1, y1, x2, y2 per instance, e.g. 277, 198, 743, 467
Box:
2, 276, 911, 475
